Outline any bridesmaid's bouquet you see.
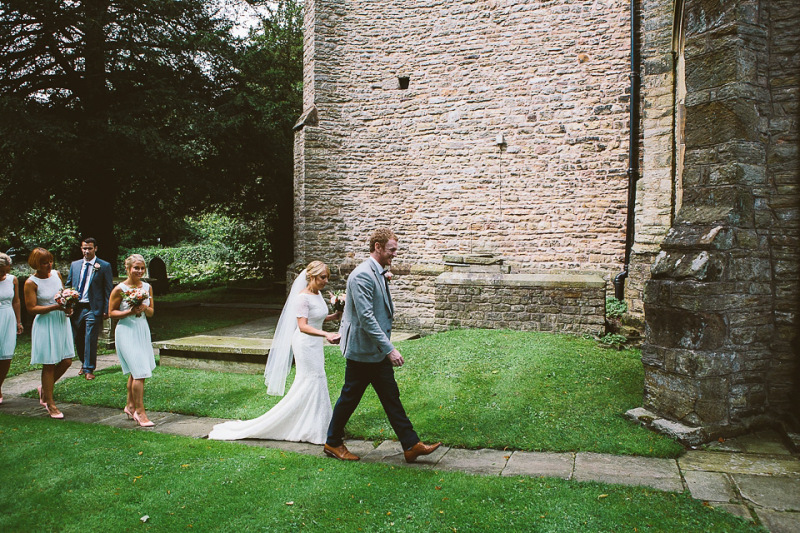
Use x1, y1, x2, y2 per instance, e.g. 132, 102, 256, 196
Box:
123, 287, 148, 317
55, 288, 80, 310
329, 290, 346, 313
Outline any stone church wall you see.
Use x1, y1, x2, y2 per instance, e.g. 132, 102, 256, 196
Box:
295, 0, 799, 438
294, 0, 642, 332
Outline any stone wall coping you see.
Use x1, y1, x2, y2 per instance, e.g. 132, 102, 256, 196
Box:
435, 272, 606, 288
336, 262, 445, 277
443, 254, 504, 265
408, 263, 447, 276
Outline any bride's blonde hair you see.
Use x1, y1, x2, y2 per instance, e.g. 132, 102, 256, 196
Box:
305, 261, 328, 281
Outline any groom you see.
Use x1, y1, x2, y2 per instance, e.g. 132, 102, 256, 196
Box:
324, 228, 441, 463
66, 237, 113, 380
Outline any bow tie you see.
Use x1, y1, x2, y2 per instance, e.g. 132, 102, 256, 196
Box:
381, 269, 389, 275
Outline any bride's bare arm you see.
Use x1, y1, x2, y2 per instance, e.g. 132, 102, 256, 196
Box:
325, 310, 342, 322
297, 317, 341, 344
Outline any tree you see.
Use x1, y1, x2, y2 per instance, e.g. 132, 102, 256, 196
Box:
0, 0, 240, 267
207, 0, 303, 275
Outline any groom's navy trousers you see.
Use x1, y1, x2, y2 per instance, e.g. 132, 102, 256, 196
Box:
327, 357, 419, 450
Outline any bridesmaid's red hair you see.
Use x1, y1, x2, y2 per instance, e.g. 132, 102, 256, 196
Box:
27, 247, 53, 270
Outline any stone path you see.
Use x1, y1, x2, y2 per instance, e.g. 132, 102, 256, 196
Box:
2, 357, 799, 532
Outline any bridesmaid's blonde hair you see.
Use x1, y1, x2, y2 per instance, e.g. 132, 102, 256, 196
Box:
124, 254, 147, 273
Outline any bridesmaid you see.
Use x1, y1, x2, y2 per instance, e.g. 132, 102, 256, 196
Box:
23, 248, 74, 418
0, 253, 24, 404
109, 254, 155, 427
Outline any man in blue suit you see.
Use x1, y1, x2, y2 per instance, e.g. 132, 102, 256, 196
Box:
324, 228, 441, 462
66, 237, 113, 380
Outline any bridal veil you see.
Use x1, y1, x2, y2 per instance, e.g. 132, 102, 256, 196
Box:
264, 268, 307, 395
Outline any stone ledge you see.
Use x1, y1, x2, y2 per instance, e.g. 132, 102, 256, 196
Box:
154, 335, 272, 374
153, 331, 420, 374
626, 407, 707, 446
153, 335, 272, 355
408, 263, 446, 276
435, 272, 606, 288
443, 254, 503, 265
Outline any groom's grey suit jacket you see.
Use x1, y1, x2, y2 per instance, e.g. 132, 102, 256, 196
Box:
339, 259, 395, 363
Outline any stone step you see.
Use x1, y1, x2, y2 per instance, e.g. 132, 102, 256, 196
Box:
154, 335, 271, 374
153, 330, 421, 374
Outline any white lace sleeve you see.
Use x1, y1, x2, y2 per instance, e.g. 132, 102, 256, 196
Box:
296, 294, 310, 318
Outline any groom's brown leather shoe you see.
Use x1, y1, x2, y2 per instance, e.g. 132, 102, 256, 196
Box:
404, 441, 442, 463
324, 443, 360, 461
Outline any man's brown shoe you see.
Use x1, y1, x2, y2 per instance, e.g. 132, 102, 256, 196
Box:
324, 443, 360, 461
85, 373, 95, 380
404, 441, 442, 463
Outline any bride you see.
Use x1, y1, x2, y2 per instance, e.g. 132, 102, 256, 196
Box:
208, 261, 341, 444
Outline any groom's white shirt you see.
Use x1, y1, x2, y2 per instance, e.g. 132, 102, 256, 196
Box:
78, 257, 97, 302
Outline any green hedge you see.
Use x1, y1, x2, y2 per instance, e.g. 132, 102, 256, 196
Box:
120, 244, 234, 289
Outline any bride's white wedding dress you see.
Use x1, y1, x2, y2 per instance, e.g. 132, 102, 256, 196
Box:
208, 292, 333, 444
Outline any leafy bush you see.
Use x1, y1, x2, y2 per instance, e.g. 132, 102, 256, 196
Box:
599, 333, 628, 349
120, 211, 276, 289
120, 243, 231, 290
606, 296, 628, 319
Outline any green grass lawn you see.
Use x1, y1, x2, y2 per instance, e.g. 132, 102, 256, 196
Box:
48, 329, 683, 458
0, 415, 762, 533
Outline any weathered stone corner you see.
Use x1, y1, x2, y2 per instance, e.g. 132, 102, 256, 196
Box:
626, 407, 706, 447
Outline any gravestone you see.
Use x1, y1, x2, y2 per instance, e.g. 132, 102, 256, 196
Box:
148, 256, 168, 295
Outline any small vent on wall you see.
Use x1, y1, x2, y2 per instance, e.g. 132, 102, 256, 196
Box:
398, 76, 410, 90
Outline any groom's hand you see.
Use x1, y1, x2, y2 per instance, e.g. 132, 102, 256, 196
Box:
388, 349, 404, 367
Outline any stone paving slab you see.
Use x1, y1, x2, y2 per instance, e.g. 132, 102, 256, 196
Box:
235, 438, 322, 457
712, 503, 754, 522
683, 470, 738, 502
734, 474, 800, 511
2, 355, 120, 396
435, 448, 509, 475
680, 451, 800, 476
156, 414, 229, 438
754, 509, 800, 533
337, 439, 377, 461
573, 452, 684, 492
101, 411, 145, 428
732, 431, 795, 456
361, 440, 447, 469
56, 403, 124, 424
0, 396, 52, 418
98, 409, 177, 430
502, 451, 574, 479
361, 440, 407, 465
